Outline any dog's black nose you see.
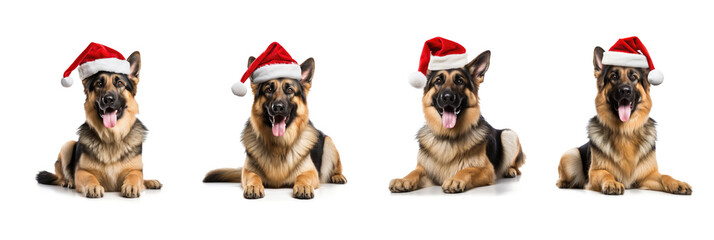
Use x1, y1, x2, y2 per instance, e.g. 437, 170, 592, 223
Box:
618, 86, 632, 96
101, 95, 115, 105
271, 102, 286, 114
440, 92, 457, 105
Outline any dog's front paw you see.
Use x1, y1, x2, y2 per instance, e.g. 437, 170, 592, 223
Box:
84, 184, 104, 198
442, 178, 467, 193
243, 184, 264, 199
329, 174, 347, 184
61, 179, 75, 189
121, 183, 141, 198
389, 178, 417, 193
504, 167, 520, 178
663, 179, 692, 195
293, 184, 315, 199
602, 181, 625, 195
144, 179, 163, 189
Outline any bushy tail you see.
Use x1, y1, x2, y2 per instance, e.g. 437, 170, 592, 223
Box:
36, 171, 59, 185
203, 168, 242, 183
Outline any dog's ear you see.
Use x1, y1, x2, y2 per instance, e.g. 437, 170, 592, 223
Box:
247, 56, 256, 68
467, 50, 490, 84
300, 58, 315, 91
593, 46, 604, 78
127, 51, 141, 80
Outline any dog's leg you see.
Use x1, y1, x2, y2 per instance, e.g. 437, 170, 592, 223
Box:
241, 168, 264, 199
588, 169, 624, 195
323, 136, 346, 184
293, 170, 319, 199
638, 171, 692, 195
389, 163, 427, 193
120, 169, 143, 198
500, 130, 524, 178
75, 169, 104, 198
442, 166, 495, 193
557, 148, 586, 189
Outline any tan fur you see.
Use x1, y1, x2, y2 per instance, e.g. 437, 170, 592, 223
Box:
557, 50, 691, 195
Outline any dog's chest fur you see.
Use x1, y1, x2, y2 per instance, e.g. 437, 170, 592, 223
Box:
417, 117, 493, 184
76, 119, 146, 191
588, 116, 657, 185
242, 121, 319, 187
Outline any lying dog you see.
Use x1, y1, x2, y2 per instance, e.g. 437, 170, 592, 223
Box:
36, 42, 161, 198
204, 42, 346, 199
556, 37, 692, 195
390, 37, 525, 194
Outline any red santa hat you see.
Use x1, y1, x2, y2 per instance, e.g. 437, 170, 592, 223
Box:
408, 37, 468, 88
232, 42, 302, 96
61, 42, 130, 87
601, 36, 663, 85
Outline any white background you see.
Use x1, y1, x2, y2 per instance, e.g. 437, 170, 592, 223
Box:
1, 0, 711, 239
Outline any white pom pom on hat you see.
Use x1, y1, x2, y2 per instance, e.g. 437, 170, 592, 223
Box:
231, 81, 248, 96
61, 77, 73, 87
648, 69, 663, 85
408, 72, 427, 88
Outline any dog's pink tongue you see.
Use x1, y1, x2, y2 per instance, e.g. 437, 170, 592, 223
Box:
272, 118, 286, 136
103, 110, 118, 128
618, 105, 631, 122
442, 111, 457, 129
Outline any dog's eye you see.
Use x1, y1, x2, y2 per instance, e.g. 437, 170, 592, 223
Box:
608, 72, 618, 81
95, 81, 104, 88
286, 88, 294, 94
434, 76, 443, 84
455, 76, 464, 85
115, 80, 125, 88
629, 74, 638, 81
265, 87, 273, 93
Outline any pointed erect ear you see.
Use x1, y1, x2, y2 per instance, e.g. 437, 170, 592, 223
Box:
467, 50, 491, 84
247, 56, 256, 68
127, 51, 141, 80
593, 46, 604, 73
300, 57, 315, 84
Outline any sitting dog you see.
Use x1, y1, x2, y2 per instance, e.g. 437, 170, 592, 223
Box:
390, 37, 525, 194
204, 42, 346, 199
36, 42, 162, 198
556, 36, 691, 195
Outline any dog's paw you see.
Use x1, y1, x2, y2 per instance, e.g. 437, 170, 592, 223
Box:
442, 178, 467, 193
663, 179, 692, 195
503, 167, 519, 178
389, 178, 417, 193
293, 184, 315, 199
243, 184, 264, 199
121, 183, 141, 198
144, 179, 163, 189
556, 179, 571, 189
84, 184, 104, 198
602, 181, 625, 195
61, 179, 75, 189
329, 174, 347, 184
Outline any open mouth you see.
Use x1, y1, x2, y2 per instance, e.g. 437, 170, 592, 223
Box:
269, 115, 289, 137
615, 99, 635, 122
437, 106, 461, 129
97, 106, 125, 128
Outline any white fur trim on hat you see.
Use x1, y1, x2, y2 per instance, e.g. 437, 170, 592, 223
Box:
648, 69, 663, 85
408, 72, 427, 88
251, 63, 302, 83
61, 77, 73, 87
77, 58, 131, 80
602, 51, 649, 68
231, 82, 248, 96
428, 53, 468, 70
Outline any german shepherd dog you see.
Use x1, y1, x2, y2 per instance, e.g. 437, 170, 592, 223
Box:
203, 57, 346, 199
36, 52, 162, 198
389, 51, 525, 194
556, 47, 692, 195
